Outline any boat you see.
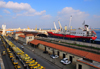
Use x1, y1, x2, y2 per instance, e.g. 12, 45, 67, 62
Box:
47, 16, 97, 40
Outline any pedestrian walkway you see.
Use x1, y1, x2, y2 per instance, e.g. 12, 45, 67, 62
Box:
24, 45, 76, 69
0, 53, 5, 69
0, 38, 5, 69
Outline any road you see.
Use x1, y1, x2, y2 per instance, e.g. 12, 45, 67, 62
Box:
8, 37, 61, 69
0, 40, 14, 69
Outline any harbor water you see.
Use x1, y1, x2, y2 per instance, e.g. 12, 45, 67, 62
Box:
95, 30, 100, 41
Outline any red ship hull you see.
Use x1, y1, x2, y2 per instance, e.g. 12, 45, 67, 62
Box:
47, 32, 97, 40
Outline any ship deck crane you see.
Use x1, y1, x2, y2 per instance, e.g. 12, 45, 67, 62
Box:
58, 20, 63, 31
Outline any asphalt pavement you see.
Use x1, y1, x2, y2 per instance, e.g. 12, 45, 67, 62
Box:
9, 38, 61, 69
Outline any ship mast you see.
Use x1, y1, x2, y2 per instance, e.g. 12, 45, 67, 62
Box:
68, 15, 72, 31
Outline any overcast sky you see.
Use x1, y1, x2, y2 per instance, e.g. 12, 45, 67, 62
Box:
0, 0, 100, 29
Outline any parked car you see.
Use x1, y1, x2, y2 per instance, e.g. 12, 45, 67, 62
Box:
60, 58, 71, 64
14, 64, 21, 69
13, 60, 18, 66
50, 55, 59, 59
2, 51, 6, 55
23, 43, 27, 46
33, 58, 36, 61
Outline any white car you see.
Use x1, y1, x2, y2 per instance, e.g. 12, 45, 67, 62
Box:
50, 55, 59, 59
23, 43, 27, 46
60, 58, 71, 64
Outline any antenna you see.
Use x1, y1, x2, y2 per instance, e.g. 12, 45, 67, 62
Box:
82, 20, 85, 25
69, 15, 72, 30
35, 25, 37, 30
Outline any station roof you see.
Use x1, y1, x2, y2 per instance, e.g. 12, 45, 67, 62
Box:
18, 35, 25, 38
25, 34, 34, 36
30, 39, 100, 63
30, 40, 39, 45
18, 34, 34, 38
77, 60, 100, 69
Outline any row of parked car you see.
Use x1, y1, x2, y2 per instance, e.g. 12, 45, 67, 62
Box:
7, 48, 21, 69
43, 51, 71, 65
43, 50, 71, 65
50, 54, 71, 65
3, 36, 45, 69
0, 36, 21, 69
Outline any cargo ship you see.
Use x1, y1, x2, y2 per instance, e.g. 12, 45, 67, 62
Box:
47, 16, 97, 40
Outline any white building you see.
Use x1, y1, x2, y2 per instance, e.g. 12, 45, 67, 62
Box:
2, 24, 6, 36
18, 34, 34, 44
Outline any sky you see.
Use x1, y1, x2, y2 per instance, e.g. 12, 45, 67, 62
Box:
0, 0, 100, 29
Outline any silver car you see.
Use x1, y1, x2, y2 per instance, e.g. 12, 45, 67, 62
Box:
60, 58, 71, 64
